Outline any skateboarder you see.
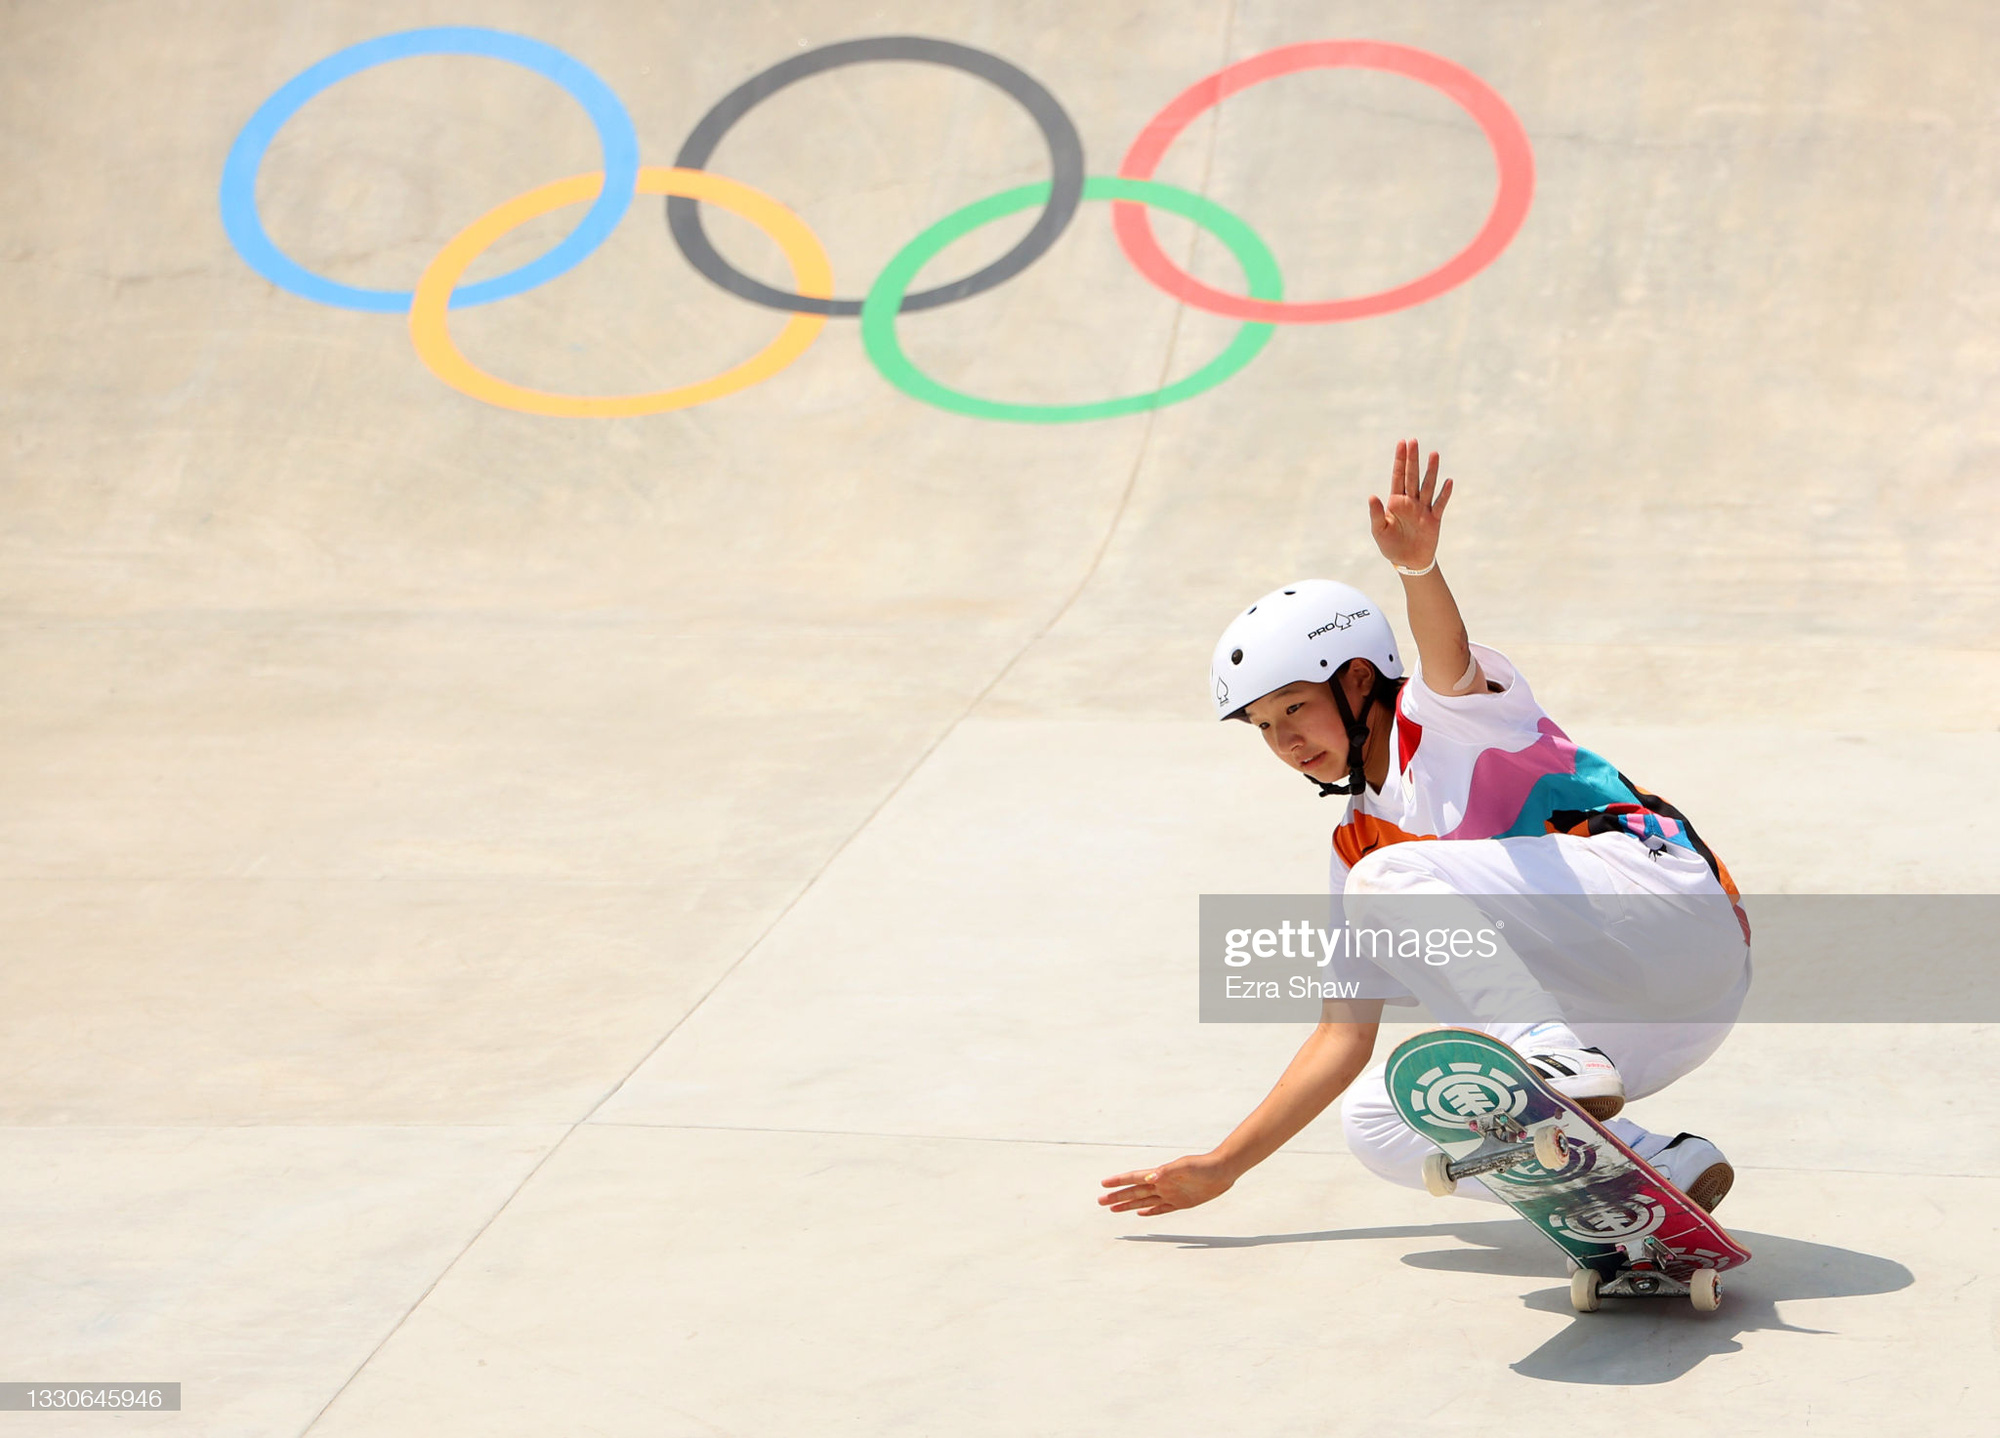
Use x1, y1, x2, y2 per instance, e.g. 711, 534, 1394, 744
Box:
1100, 440, 1749, 1220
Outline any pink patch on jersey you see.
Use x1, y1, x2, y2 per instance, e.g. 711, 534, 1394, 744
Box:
1440, 716, 1580, 840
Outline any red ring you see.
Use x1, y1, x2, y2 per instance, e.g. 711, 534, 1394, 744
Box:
1114, 41, 1534, 323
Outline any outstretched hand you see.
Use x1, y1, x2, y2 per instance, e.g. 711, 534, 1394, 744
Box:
1368, 438, 1454, 573
1098, 1153, 1236, 1216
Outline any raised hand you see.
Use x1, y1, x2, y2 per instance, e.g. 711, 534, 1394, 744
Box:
1098, 1153, 1236, 1216
1368, 437, 1454, 573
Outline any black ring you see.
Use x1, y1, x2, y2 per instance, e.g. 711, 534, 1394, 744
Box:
667, 36, 1085, 317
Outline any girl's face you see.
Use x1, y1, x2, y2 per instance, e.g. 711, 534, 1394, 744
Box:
1240, 679, 1355, 783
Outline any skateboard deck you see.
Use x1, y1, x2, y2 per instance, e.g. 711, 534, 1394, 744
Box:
1385, 1027, 1750, 1312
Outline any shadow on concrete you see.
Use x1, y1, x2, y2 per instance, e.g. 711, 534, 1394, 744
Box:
1123, 1220, 1912, 1383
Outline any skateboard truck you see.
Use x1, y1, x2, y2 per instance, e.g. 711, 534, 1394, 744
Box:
1421, 1114, 1570, 1196
1570, 1238, 1723, 1312
1597, 1239, 1690, 1298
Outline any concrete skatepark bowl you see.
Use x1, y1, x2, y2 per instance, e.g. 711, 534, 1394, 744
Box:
1, 1, 1994, 1432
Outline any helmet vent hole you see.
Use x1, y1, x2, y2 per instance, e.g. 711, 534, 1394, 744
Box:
1230, 649, 1243, 665
1320, 660, 1329, 667
1283, 589, 1295, 595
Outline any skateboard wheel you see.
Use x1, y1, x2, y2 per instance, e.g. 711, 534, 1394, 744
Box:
1690, 1268, 1721, 1312
1569, 1266, 1601, 1313
1532, 1122, 1568, 1170
1421, 1151, 1457, 1197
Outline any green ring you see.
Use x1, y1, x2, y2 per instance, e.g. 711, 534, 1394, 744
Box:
861, 176, 1281, 424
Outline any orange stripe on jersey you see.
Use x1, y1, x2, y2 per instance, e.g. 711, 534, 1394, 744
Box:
1333, 812, 1434, 870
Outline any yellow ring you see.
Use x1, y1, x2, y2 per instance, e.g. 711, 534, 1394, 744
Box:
409, 166, 831, 417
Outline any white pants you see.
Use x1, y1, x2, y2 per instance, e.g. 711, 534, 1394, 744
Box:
1336, 830, 1749, 1201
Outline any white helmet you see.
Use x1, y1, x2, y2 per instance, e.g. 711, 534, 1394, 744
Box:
1209, 580, 1403, 722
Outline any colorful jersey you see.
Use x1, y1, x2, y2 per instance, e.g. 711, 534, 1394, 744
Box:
1330, 644, 1739, 902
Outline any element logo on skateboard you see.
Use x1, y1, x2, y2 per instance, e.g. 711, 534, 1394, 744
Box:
1405, 1062, 1527, 1133
1545, 1193, 1667, 1245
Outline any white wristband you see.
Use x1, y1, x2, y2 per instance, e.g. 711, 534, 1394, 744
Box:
1393, 558, 1437, 577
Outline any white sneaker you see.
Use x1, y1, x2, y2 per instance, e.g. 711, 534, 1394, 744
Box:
1649, 1132, 1734, 1213
1525, 1044, 1625, 1121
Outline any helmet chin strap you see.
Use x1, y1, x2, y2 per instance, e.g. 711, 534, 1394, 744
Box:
1306, 673, 1402, 798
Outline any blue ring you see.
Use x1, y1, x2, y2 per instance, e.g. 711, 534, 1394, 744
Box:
218, 26, 639, 313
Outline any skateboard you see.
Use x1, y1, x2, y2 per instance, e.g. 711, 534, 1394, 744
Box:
1385, 1027, 1750, 1313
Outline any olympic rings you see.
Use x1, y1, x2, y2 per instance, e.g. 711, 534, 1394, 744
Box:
221, 28, 1537, 420
1114, 41, 1534, 323
668, 36, 1085, 317
410, 168, 831, 419
219, 26, 639, 313
863, 178, 1278, 424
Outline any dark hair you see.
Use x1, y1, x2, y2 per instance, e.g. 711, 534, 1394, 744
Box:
1229, 662, 1401, 723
